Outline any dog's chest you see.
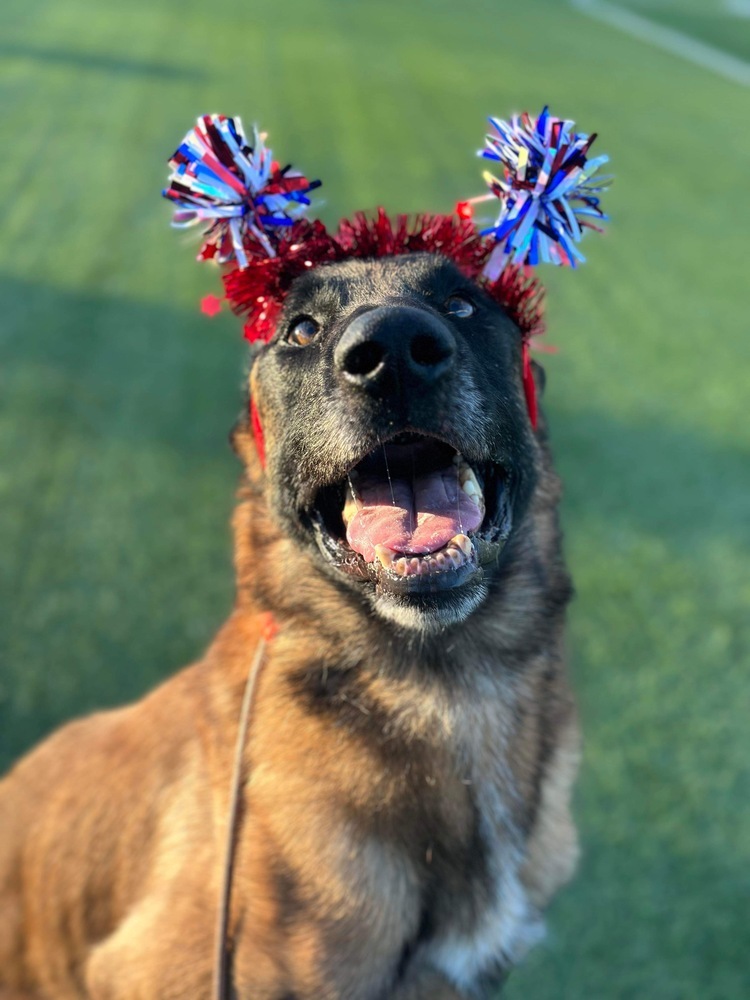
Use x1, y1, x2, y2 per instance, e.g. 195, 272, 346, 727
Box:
426, 791, 544, 989
422, 688, 544, 989
295, 661, 544, 989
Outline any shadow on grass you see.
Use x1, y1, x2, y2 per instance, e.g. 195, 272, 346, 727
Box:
0, 274, 242, 457
552, 403, 749, 555
0, 41, 205, 79
0, 276, 242, 768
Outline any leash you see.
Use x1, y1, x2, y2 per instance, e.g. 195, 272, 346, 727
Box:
212, 615, 276, 1000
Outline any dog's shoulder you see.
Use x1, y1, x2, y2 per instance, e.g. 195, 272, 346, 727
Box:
0, 654, 228, 979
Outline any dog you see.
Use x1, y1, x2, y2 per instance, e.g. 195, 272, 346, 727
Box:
0, 251, 580, 999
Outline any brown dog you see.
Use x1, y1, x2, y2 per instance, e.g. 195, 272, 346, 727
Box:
0, 253, 579, 999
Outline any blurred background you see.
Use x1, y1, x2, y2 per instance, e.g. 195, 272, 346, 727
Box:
1, 0, 748, 996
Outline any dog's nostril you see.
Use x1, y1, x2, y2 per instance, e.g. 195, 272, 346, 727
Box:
410, 333, 452, 368
343, 341, 386, 377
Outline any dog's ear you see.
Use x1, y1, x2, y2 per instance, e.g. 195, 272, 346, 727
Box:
531, 359, 546, 398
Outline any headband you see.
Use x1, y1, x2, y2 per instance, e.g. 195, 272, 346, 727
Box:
163, 108, 611, 433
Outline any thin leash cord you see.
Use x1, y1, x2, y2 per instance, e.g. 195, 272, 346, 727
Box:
213, 635, 268, 1000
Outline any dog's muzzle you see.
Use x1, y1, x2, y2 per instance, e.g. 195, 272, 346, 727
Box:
298, 304, 516, 609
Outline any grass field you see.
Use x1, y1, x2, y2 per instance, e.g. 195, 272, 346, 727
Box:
1, 0, 748, 996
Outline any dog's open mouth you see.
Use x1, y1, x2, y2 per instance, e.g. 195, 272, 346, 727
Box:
307, 434, 512, 595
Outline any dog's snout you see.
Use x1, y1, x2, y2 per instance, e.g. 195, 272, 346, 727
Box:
335, 306, 456, 391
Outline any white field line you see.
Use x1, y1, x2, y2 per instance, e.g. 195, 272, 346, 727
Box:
570, 0, 750, 87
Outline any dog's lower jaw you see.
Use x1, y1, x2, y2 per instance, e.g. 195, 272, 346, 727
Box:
369, 584, 489, 633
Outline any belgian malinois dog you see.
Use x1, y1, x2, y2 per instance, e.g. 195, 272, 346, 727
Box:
0, 252, 579, 999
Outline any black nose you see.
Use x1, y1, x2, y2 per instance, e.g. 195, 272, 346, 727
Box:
335, 306, 456, 392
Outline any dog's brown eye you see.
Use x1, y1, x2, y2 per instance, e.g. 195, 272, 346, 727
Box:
287, 317, 319, 347
445, 295, 474, 319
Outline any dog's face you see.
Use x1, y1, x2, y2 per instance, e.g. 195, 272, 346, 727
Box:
247, 253, 541, 632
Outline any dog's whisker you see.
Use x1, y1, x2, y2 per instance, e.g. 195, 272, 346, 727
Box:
456, 455, 464, 535
381, 441, 397, 507
410, 444, 417, 537
347, 473, 363, 511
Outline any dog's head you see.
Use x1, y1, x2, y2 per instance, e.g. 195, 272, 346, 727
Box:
235, 252, 546, 633
164, 108, 610, 636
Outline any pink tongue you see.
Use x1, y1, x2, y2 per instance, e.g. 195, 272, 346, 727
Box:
346, 468, 482, 562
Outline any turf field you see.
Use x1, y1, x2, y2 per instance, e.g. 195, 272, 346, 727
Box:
1, 0, 748, 996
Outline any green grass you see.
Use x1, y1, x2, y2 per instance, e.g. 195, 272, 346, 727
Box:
1, 0, 748, 996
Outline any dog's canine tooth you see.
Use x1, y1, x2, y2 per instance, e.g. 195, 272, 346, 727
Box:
460, 465, 482, 499
342, 481, 361, 528
374, 544, 396, 569
451, 533, 474, 559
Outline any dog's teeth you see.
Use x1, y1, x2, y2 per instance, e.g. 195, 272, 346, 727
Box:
374, 544, 395, 569
459, 466, 485, 516
460, 465, 482, 498
373, 537, 474, 577
451, 534, 474, 559
342, 481, 361, 528
446, 547, 463, 568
